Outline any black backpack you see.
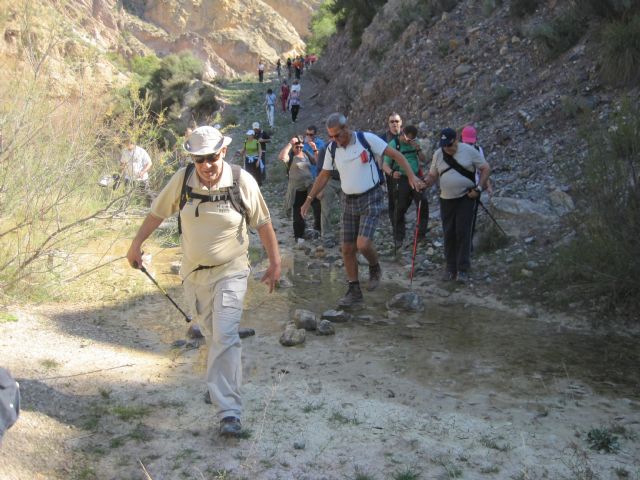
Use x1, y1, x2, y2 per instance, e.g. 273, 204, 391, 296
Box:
178, 163, 249, 234
328, 131, 385, 186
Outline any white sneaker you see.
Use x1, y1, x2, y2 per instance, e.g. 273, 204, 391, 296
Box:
296, 238, 305, 244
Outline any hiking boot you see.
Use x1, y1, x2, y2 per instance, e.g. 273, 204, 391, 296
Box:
337, 282, 363, 308
366, 264, 382, 291
219, 416, 242, 437
457, 271, 469, 284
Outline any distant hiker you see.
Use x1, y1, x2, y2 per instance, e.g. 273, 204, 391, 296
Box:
294, 58, 302, 79
258, 59, 265, 83
237, 129, 263, 186
119, 138, 153, 204
303, 125, 325, 179
0, 367, 20, 443
461, 125, 493, 196
301, 113, 425, 307
422, 128, 491, 283
264, 88, 277, 128
289, 80, 301, 123
379, 112, 403, 228
382, 125, 429, 250
280, 79, 290, 112
279, 136, 320, 243
126, 126, 281, 437
286, 57, 292, 79
252, 122, 271, 183
276, 59, 282, 79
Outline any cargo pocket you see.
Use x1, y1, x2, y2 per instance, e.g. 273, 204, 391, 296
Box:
221, 290, 243, 310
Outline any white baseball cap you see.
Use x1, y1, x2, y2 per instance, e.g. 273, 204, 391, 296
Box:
183, 126, 232, 155
246, 129, 255, 136
252, 122, 260, 129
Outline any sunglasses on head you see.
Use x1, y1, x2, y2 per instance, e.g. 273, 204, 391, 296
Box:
192, 152, 222, 164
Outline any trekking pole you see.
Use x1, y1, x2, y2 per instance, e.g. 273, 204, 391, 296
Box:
477, 200, 508, 237
409, 199, 422, 287
133, 261, 192, 323
392, 177, 400, 257
470, 198, 480, 252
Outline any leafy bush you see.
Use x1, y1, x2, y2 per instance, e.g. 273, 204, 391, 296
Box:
510, 0, 541, 17
532, 6, 589, 58
600, 14, 640, 86
575, 0, 640, 19
540, 100, 640, 318
330, 0, 387, 47
130, 54, 161, 85
306, 0, 339, 55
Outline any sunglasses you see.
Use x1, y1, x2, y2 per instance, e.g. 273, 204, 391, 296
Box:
389, 119, 401, 124
192, 152, 222, 164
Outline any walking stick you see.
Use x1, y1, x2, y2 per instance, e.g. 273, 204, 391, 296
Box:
409, 199, 422, 287
477, 199, 508, 237
392, 176, 400, 257
133, 261, 192, 323
470, 198, 480, 252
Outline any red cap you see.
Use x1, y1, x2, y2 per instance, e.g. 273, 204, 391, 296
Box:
461, 125, 477, 144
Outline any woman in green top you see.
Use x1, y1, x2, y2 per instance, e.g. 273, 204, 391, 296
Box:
238, 129, 263, 186
382, 125, 429, 249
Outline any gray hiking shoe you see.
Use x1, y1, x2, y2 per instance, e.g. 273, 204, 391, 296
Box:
219, 416, 242, 437
366, 264, 382, 291
337, 282, 363, 308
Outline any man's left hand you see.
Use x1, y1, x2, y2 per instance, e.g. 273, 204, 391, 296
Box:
261, 262, 281, 293
467, 188, 481, 199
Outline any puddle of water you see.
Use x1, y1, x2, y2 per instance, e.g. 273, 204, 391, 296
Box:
245, 257, 640, 400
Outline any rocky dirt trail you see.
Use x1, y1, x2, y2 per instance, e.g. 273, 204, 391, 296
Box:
1, 72, 639, 480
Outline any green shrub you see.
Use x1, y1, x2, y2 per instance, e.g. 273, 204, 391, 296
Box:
306, 0, 339, 55
510, 0, 541, 17
532, 6, 589, 58
575, 0, 640, 19
540, 100, 640, 317
600, 14, 640, 86
330, 0, 387, 47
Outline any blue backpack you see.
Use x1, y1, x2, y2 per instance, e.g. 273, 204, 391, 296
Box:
328, 131, 385, 186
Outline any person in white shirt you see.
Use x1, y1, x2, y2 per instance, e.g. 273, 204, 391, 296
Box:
120, 140, 153, 203
301, 113, 425, 307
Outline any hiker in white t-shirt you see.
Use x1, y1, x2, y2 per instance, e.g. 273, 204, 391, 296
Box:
120, 140, 153, 203
301, 113, 425, 307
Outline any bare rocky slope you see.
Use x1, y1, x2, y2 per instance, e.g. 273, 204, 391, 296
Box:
311, 0, 639, 315
0, 0, 319, 93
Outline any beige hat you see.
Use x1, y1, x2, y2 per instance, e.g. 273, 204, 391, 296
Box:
183, 126, 232, 155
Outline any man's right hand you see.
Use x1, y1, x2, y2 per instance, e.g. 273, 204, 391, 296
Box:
126, 243, 143, 269
300, 198, 312, 217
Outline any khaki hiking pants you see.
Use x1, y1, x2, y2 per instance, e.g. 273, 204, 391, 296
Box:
184, 269, 249, 421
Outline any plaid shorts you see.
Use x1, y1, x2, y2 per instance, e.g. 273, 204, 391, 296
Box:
341, 185, 384, 244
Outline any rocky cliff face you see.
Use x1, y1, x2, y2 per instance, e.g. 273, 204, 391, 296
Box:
313, 0, 638, 220
0, 0, 319, 93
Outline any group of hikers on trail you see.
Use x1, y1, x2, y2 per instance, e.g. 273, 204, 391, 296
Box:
124, 100, 491, 439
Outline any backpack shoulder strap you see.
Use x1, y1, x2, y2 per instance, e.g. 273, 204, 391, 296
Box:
356, 131, 384, 186
229, 164, 250, 225
328, 140, 337, 166
178, 163, 196, 234
441, 149, 476, 183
